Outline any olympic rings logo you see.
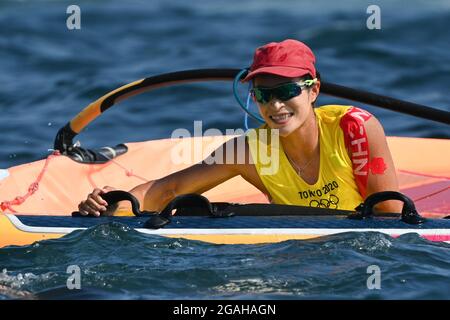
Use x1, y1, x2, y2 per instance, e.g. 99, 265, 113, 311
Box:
309, 194, 340, 209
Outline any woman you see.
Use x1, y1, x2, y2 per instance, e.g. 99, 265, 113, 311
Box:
78, 39, 401, 216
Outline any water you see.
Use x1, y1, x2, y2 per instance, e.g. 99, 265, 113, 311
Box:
1, 223, 449, 300
0, 0, 449, 299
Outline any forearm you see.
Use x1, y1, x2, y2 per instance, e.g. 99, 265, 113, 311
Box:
127, 180, 173, 212
373, 200, 403, 214
113, 180, 163, 214
80, 179, 180, 216
121, 152, 240, 213
368, 173, 402, 214
125, 178, 177, 213
142, 179, 177, 212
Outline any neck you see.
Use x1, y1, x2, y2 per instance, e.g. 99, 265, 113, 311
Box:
281, 109, 319, 164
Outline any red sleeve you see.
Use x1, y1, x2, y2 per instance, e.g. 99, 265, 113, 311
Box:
339, 106, 372, 199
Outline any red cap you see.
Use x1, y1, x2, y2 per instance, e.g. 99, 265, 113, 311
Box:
242, 39, 316, 82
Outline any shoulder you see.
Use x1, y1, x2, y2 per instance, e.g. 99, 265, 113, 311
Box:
315, 105, 369, 126
341, 106, 385, 139
338, 107, 389, 156
340, 106, 372, 124
313, 105, 386, 142
315, 105, 351, 119
364, 116, 390, 154
337, 106, 389, 153
337, 106, 373, 136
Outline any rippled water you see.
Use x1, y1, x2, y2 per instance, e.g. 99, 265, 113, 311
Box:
0, 0, 449, 300
1, 0, 449, 168
1, 223, 449, 300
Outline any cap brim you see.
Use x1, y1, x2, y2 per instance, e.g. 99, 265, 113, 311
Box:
242, 66, 311, 82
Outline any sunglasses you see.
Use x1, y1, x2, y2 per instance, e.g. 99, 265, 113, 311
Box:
250, 79, 316, 104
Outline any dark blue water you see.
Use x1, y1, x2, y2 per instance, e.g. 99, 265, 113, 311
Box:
0, 0, 449, 299
1, 223, 449, 300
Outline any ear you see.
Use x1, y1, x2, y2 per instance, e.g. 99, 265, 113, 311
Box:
310, 80, 321, 103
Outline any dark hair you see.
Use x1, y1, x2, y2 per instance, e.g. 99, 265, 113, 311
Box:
301, 71, 321, 81
302, 71, 321, 106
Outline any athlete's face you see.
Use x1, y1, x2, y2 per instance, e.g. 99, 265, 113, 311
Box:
253, 75, 320, 137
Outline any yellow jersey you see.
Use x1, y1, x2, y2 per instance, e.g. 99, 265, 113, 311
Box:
246, 105, 372, 211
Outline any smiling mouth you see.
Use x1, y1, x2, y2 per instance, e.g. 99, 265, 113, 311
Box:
269, 112, 294, 124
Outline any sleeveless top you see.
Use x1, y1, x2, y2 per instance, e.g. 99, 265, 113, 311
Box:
246, 105, 372, 211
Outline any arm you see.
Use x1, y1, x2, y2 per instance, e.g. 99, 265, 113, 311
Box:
140, 135, 263, 211
139, 160, 240, 212
364, 116, 402, 213
78, 137, 244, 216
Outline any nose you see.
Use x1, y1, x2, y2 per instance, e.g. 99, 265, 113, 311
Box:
267, 98, 284, 110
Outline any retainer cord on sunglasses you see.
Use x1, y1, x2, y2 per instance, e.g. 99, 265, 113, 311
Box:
233, 68, 265, 129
